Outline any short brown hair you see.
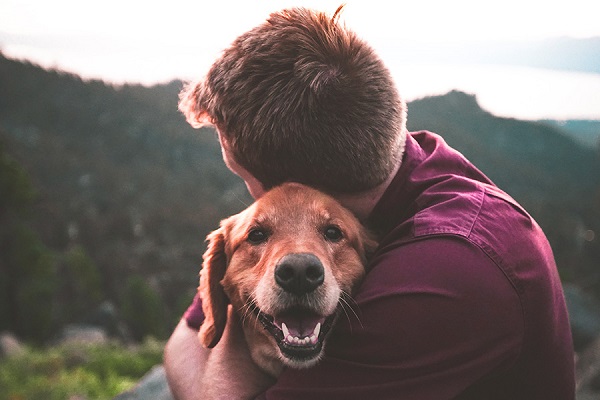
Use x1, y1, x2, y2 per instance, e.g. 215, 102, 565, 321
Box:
179, 6, 407, 193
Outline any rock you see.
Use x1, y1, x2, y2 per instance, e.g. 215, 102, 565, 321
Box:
58, 324, 108, 346
113, 364, 173, 400
84, 301, 131, 340
0, 331, 25, 358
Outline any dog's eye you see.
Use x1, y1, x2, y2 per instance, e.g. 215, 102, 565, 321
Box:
247, 228, 268, 244
323, 226, 343, 242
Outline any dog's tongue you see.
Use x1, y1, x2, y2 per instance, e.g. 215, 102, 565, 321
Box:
274, 310, 326, 346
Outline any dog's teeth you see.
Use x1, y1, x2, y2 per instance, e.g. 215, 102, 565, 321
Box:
281, 322, 323, 346
281, 322, 290, 339
313, 322, 321, 338
286, 335, 294, 343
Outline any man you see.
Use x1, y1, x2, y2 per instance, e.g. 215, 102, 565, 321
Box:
165, 6, 575, 399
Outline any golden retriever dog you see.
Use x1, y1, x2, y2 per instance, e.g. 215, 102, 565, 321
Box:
198, 182, 376, 388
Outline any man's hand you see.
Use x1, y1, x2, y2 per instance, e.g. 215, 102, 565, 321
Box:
164, 306, 276, 400
201, 306, 276, 399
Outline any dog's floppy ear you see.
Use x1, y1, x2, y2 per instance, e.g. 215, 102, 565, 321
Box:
198, 227, 229, 348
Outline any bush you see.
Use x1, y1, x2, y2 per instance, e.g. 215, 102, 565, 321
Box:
0, 339, 164, 400
59, 245, 104, 322
120, 277, 167, 341
1, 225, 58, 342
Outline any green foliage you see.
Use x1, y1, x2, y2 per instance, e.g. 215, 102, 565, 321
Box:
120, 277, 167, 341
0, 140, 107, 341
0, 140, 36, 215
0, 339, 163, 400
60, 245, 104, 321
0, 139, 57, 341
1, 225, 58, 342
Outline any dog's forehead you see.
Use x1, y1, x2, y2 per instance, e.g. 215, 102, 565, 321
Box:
251, 184, 343, 226
256, 194, 329, 225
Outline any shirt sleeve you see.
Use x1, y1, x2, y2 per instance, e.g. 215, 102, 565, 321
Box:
262, 236, 524, 400
183, 292, 205, 330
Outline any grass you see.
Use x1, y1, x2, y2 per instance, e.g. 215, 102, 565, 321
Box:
0, 338, 164, 400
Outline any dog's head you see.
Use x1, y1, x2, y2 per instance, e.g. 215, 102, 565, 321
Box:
198, 182, 376, 372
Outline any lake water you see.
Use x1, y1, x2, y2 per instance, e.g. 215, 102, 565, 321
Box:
388, 63, 600, 121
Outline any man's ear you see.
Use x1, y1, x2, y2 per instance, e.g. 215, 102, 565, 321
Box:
178, 80, 212, 128
198, 227, 229, 348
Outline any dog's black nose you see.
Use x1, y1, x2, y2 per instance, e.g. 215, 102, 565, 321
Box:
275, 253, 325, 295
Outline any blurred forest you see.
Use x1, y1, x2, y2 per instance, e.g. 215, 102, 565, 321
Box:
1, 53, 599, 346
0, 53, 252, 343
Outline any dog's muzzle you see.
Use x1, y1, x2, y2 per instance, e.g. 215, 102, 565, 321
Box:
254, 253, 337, 364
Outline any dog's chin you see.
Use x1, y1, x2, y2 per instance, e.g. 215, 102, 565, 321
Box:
255, 305, 337, 368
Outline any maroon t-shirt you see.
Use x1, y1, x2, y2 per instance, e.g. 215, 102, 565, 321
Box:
185, 131, 575, 399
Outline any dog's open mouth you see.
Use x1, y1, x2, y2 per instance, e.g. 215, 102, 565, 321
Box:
255, 306, 336, 362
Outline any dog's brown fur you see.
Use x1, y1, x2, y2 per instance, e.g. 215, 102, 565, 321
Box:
198, 182, 376, 377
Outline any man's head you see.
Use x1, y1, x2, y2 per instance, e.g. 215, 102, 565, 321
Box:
180, 6, 407, 194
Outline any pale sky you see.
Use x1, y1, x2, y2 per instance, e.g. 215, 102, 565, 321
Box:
3, 0, 599, 41
2, 0, 599, 80
1, 0, 599, 119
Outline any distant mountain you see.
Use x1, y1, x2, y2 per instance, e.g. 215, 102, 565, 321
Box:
407, 90, 599, 201
540, 120, 600, 149
1, 54, 599, 341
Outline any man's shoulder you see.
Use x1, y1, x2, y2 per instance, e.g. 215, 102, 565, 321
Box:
360, 234, 517, 303
414, 180, 536, 241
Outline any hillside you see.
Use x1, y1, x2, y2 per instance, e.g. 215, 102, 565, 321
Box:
0, 54, 252, 341
541, 119, 600, 149
1, 54, 599, 343
407, 91, 599, 202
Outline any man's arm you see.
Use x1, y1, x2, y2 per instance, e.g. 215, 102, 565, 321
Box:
164, 318, 207, 400
164, 307, 276, 400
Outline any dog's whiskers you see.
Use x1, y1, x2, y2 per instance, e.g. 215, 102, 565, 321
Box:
239, 290, 263, 326
338, 291, 363, 331
239, 298, 258, 325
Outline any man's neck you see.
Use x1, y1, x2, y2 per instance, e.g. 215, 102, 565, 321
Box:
335, 156, 402, 223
